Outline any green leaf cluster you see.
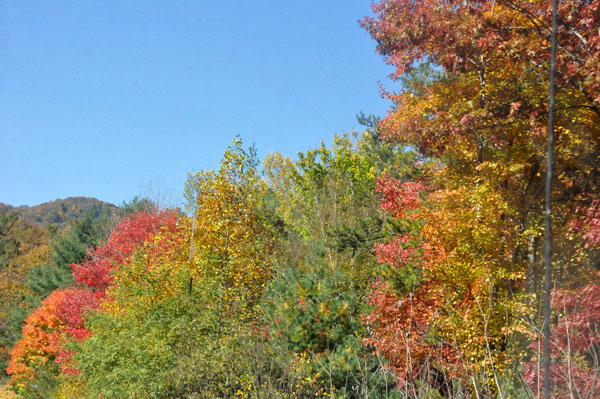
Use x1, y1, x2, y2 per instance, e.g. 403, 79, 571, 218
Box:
257, 256, 402, 398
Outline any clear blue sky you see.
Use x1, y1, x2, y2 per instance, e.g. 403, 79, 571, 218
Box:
1, 1, 395, 207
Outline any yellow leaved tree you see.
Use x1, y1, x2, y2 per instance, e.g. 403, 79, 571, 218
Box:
184, 138, 276, 322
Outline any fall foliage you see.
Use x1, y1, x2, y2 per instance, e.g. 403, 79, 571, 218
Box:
360, 0, 600, 396
1, 2, 599, 398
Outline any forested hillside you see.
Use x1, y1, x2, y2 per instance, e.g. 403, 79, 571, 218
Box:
1, 0, 599, 398
0, 198, 147, 389
0, 198, 116, 229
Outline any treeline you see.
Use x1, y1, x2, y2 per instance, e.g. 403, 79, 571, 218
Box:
1, 0, 599, 397
0, 198, 116, 228
0, 134, 416, 398
0, 197, 152, 385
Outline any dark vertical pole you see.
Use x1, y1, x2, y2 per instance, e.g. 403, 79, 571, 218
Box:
544, 0, 559, 397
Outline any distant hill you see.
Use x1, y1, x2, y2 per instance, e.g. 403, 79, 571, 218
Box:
0, 197, 117, 228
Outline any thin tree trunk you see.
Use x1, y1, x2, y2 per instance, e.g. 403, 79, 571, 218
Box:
543, 0, 558, 397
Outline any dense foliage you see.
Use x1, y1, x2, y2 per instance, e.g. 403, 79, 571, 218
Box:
360, 0, 600, 397
0, 198, 115, 228
0, 215, 51, 382
1, 2, 599, 398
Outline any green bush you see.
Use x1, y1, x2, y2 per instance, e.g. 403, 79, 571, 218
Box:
257, 259, 402, 398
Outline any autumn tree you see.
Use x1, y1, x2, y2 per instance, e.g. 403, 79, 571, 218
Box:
72, 212, 187, 399
2, 209, 176, 398
4, 287, 102, 397
524, 200, 600, 398
73, 140, 276, 398
70, 208, 178, 291
184, 139, 275, 317
263, 130, 417, 285
258, 131, 418, 397
0, 216, 51, 383
361, 0, 600, 396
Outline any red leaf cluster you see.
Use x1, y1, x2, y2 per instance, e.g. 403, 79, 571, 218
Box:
71, 209, 179, 290
363, 0, 600, 105
6, 287, 102, 379
364, 281, 458, 390
376, 178, 426, 219
524, 282, 600, 399
5, 209, 180, 383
